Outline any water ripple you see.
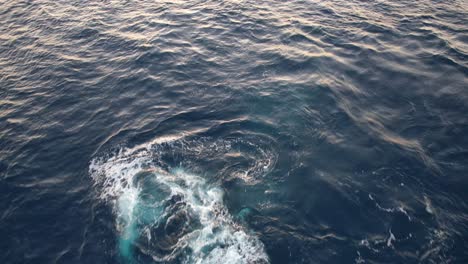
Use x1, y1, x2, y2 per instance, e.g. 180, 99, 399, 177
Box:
1, 0, 467, 263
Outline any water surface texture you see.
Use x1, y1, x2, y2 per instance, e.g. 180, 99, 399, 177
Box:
1, 0, 468, 263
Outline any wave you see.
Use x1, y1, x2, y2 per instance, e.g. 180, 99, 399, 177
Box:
89, 137, 272, 263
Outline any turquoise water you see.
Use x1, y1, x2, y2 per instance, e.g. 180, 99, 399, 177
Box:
1, 0, 467, 263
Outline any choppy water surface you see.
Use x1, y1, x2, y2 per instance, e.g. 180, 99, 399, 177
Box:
1, 0, 468, 263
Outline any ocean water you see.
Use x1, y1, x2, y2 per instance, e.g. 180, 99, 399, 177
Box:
1, 0, 467, 263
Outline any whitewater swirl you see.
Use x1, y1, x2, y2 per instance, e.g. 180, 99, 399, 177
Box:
89, 137, 274, 263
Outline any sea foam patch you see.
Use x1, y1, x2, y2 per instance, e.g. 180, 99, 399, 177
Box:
89, 138, 270, 263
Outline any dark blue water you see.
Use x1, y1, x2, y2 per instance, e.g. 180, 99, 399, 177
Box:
1, 0, 467, 263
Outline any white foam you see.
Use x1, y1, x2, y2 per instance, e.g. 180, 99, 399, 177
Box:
368, 193, 411, 221
424, 196, 434, 215
387, 229, 396, 247
89, 141, 269, 263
